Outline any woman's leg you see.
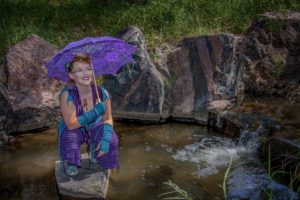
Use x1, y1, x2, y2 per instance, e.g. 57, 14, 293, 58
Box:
89, 124, 119, 169
60, 127, 85, 166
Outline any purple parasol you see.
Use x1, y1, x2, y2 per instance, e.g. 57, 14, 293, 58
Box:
45, 36, 136, 82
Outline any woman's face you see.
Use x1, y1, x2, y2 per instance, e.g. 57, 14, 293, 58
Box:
68, 61, 93, 86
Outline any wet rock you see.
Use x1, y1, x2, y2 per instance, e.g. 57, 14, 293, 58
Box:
5, 34, 62, 133
227, 159, 298, 200
105, 26, 165, 123
238, 11, 300, 101
208, 108, 282, 138
207, 100, 238, 136
55, 153, 109, 200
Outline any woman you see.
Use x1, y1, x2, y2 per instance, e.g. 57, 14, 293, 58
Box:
58, 53, 118, 176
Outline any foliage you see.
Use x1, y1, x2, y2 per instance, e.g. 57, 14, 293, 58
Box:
273, 55, 285, 79
263, 144, 300, 200
265, 17, 284, 33
0, 0, 300, 59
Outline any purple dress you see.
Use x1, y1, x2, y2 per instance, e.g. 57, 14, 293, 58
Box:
58, 84, 119, 169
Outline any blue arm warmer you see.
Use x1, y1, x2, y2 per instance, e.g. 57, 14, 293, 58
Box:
99, 124, 113, 153
77, 102, 106, 126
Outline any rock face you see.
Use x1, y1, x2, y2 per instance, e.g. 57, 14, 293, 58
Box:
164, 34, 245, 123
55, 154, 109, 200
5, 34, 62, 133
105, 26, 165, 122
238, 11, 300, 101
105, 29, 245, 124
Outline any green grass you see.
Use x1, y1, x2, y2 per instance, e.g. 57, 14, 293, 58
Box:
263, 144, 300, 199
273, 55, 285, 79
0, 0, 300, 59
223, 156, 233, 200
159, 180, 195, 200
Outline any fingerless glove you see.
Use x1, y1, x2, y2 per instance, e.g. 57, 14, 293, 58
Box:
77, 102, 106, 126
99, 123, 113, 153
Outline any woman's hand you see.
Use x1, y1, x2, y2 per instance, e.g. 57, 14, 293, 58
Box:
95, 145, 106, 157
77, 101, 106, 126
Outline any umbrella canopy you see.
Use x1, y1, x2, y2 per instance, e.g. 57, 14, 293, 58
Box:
45, 36, 136, 82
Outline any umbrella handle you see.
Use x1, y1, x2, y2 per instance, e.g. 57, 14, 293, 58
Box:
90, 62, 101, 103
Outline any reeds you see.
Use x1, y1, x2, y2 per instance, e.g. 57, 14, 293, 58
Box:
158, 180, 194, 200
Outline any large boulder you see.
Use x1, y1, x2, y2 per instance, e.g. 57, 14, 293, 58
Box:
164, 34, 246, 124
104, 26, 165, 122
5, 34, 62, 133
238, 11, 300, 101
105, 30, 246, 124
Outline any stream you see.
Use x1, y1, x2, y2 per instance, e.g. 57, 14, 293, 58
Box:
0, 122, 297, 200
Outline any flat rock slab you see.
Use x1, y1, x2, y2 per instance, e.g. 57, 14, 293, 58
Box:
55, 153, 109, 200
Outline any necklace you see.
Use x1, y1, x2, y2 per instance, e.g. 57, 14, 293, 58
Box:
78, 86, 92, 112
82, 97, 88, 112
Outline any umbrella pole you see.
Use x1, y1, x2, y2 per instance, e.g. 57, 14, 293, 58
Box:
90, 62, 101, 103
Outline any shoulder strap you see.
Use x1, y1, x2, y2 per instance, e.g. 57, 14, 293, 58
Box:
59, 87, 74, 105
66, 85, 83, 116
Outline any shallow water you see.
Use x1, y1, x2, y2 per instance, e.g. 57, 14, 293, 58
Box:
0, 122, 259, 200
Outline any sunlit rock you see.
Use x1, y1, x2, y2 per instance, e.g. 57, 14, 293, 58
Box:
165, 34, 245, 124
55, 153, 109, 199
5, 34, 62, 133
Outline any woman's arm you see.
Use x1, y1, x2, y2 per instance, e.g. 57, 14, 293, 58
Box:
60, 91, 106, 130
60, 91, 81, 130
97, 89, 114, 157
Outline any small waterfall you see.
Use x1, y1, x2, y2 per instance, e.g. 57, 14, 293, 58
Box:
237, 123, 270, 152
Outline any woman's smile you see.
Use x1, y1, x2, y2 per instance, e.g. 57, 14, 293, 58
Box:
81, 76, 91, 81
